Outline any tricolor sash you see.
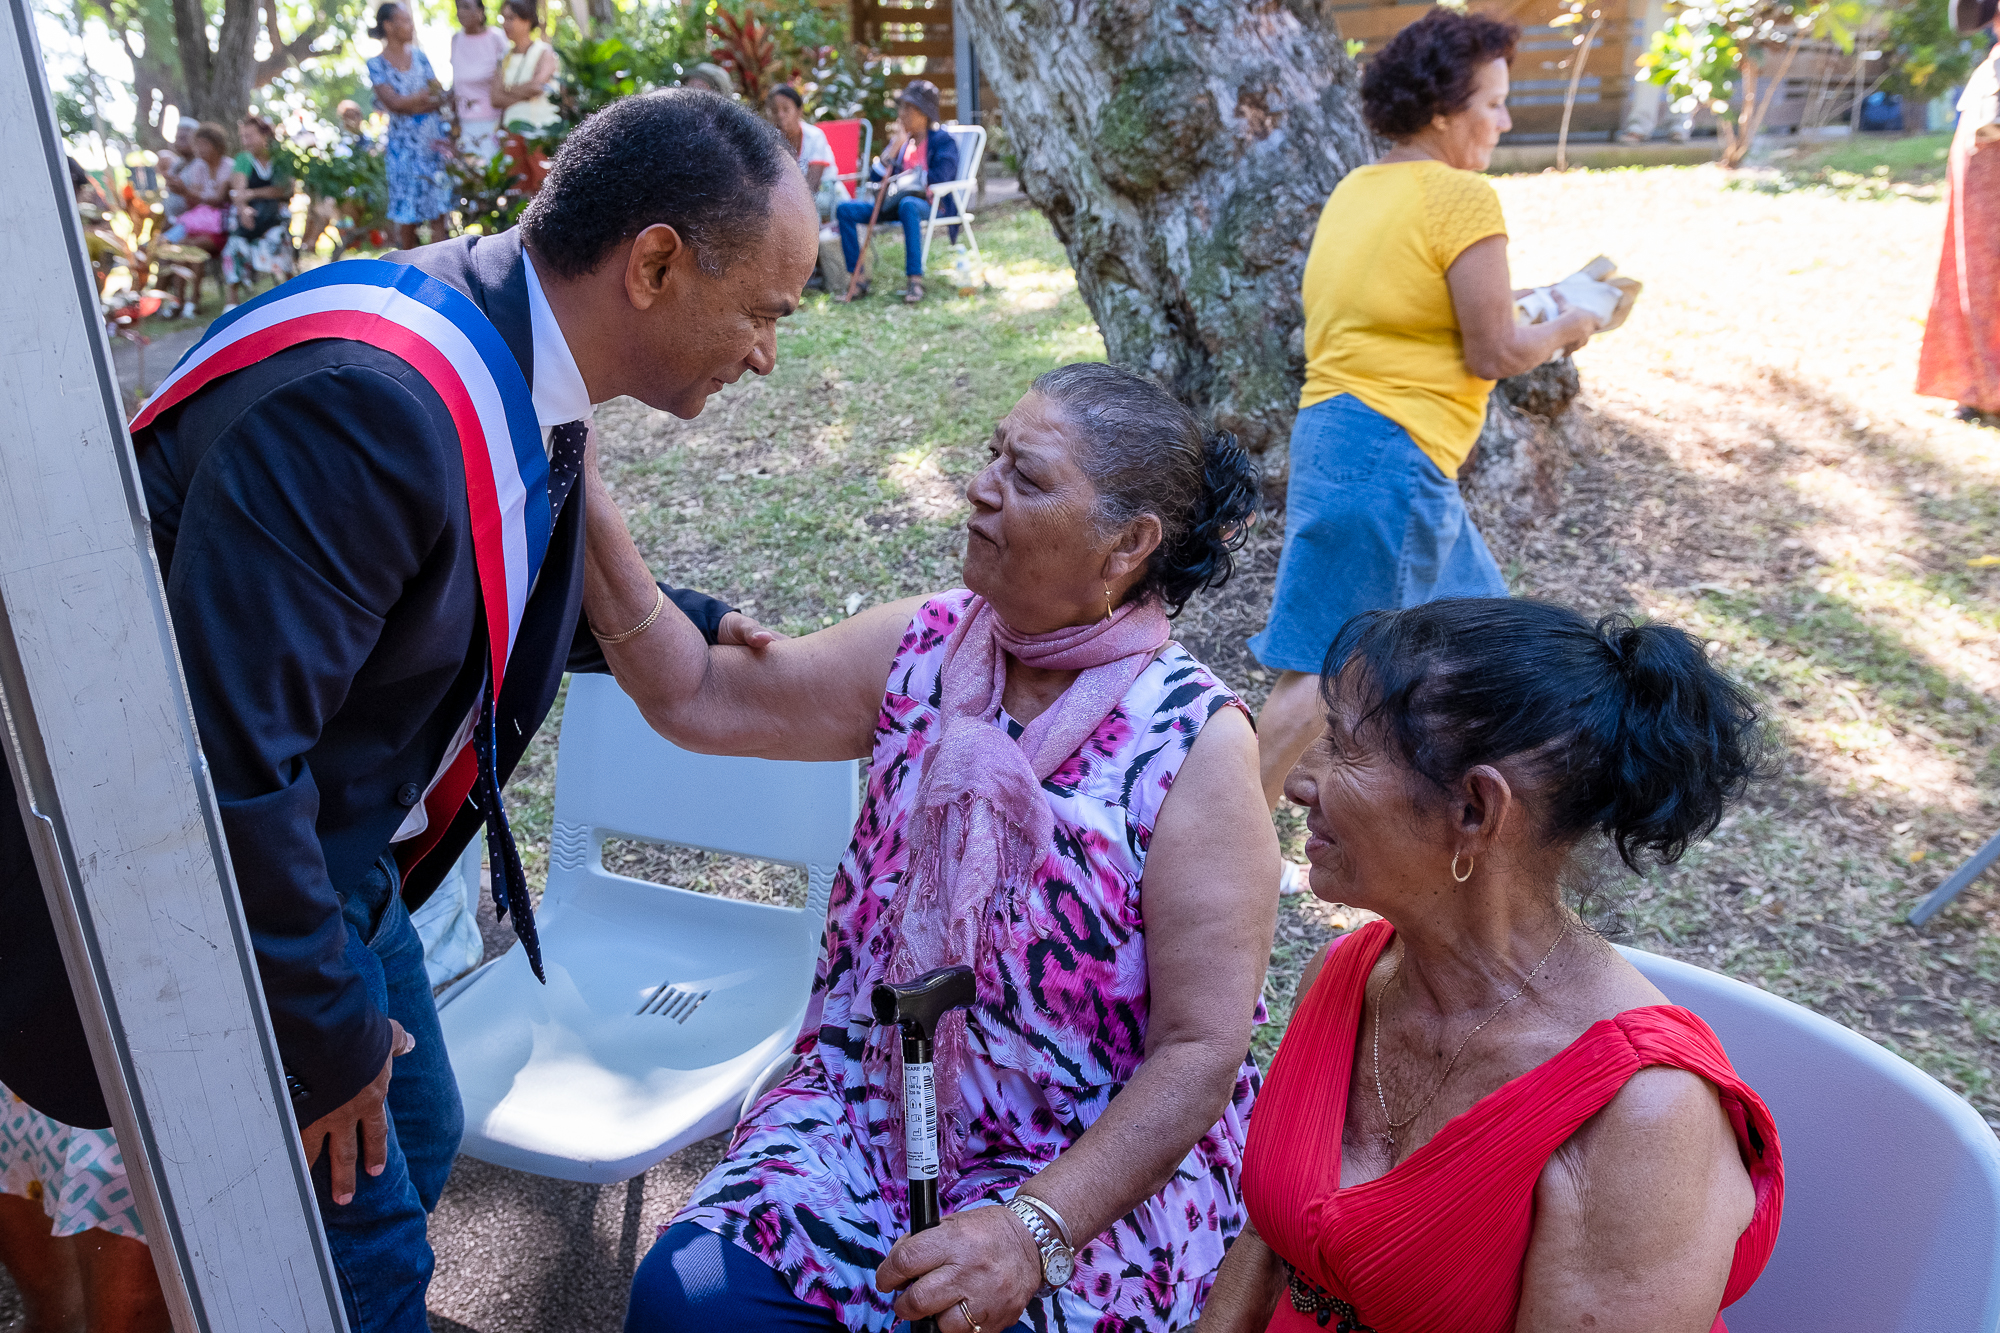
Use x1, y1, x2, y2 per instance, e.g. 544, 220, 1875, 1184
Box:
131, 259, 553, 977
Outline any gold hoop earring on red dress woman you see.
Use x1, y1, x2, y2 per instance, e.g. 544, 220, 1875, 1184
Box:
1451, 853, 1474, 883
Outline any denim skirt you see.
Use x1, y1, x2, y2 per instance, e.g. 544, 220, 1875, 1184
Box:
1249, 393, 1508, 675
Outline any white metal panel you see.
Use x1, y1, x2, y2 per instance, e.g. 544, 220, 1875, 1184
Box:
0, 2, 345, 1328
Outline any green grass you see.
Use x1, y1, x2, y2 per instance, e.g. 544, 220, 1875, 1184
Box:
1742, 131, 1953, 200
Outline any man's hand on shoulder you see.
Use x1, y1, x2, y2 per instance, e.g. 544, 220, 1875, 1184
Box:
300, 1018, 414, 1205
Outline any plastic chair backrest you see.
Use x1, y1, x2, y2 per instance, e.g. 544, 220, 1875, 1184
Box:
818, 118, 869, 198
946, 123, 985, 190
1618, 946, 2000, 1333
547, 673, 858, 913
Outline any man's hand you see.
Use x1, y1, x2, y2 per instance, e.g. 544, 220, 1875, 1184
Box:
299, 1018, 413, 1205
716, 611, 784, 650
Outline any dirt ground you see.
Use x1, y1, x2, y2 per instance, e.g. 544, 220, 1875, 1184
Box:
5, 158, 1990, 1333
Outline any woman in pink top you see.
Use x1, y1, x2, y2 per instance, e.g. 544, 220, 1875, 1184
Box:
451, 0, 508, 163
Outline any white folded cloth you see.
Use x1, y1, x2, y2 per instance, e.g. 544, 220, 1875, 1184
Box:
1515, 255, 1641, 333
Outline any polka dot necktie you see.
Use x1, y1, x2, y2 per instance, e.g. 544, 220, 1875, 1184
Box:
475, 416, 591, 982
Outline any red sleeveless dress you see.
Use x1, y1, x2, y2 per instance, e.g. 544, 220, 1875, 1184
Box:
1241, 921, 1784, 1333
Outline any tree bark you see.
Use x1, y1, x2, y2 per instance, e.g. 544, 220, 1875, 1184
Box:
1460, 355, 1590, 534
171, 0, 332, 137
956, 0, 1376, 499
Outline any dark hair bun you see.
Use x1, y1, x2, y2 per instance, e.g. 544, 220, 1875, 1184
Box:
1323, 599, 1769, 872
1155, 430, 1258, 612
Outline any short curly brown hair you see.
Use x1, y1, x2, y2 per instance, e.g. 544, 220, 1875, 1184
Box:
1359, 9, 1520, 140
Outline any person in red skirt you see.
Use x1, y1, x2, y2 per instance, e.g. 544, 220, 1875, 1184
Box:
1195, 598, 1785, 1333
1918, 0, 2000, 422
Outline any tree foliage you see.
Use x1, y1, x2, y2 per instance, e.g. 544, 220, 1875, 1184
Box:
1640, 0, 1862, 165
1880, 0, 1989, 99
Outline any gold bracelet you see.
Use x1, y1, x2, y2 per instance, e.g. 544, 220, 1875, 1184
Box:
595, 586, 666, 646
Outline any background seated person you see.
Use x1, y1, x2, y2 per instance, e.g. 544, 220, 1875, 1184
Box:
1196, 598, 1785, 1333
766, 83, 840, 222
221, 114, 297, 311
587, 363, 1278, 1333
835, 78, 958, 304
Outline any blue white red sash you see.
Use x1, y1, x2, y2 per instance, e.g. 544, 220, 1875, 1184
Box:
130, 260, 551, 882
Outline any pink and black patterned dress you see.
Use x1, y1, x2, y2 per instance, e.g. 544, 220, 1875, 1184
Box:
676, 590, 1262, 1330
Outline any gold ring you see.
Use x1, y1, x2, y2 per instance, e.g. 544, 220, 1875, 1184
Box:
956, 1298, 981, 1333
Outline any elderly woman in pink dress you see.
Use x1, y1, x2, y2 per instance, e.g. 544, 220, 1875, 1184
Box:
584, 362, 1278, 1333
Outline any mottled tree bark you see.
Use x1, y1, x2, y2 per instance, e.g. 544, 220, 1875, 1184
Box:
956, 0, 1375, 497
1461, 356, 1589, 533
171, 0, 333, 137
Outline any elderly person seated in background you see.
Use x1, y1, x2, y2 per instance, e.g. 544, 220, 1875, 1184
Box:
591, 363, 1277, 1333
1196, 598, 1785, 1333
1249, 10, 1605, 877
766, 83, 841, 222
835, 78, 958, 304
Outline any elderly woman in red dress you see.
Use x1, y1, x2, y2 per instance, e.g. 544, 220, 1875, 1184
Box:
1918, 0, 2000, 421
1194, 598, 1785, 1333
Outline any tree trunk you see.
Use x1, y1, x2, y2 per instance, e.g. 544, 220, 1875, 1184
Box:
956, 0, 1376, 500
170, 0, 329, 138
1460, 356, 1590, 534
116, 6, 184, 150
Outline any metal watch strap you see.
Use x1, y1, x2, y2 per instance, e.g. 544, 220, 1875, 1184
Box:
1005, 1197, 1067, 1293
1014, 1191, 1071, 1247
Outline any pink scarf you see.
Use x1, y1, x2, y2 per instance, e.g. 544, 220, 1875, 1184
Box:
879, 592, 1170, 1187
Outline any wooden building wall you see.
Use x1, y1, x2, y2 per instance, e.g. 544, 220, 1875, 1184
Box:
1332, 0, 1641, 139
852, 0, 964, 121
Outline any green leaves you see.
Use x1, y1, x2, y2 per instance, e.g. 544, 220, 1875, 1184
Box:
1639, 0, 1844, 117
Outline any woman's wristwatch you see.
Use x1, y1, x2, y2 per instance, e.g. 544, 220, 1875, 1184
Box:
1005, 1194, 1076, 1292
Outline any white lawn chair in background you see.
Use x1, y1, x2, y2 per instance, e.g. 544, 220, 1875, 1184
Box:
437, 673, 858, 1184
920, 123, 987, 272
1619, 946, 2000, 1332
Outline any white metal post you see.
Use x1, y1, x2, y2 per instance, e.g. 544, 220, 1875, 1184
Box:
0, 4, 347, 1330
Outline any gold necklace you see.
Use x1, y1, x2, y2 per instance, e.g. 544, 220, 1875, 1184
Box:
1370, 919, 1572, 1155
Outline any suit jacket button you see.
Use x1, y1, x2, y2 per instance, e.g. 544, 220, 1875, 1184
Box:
396, 782, 423, 808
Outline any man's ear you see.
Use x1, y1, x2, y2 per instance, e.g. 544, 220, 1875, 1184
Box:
1456, 765, 1515, 856
623, 223, 690, 312
1099, 513, 1163, 584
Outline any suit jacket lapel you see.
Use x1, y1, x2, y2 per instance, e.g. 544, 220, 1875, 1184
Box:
465, 229, 535, 393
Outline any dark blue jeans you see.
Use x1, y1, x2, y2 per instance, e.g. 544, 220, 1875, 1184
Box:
312, 855, 464, 1332
837, 195, 932, 277
628, 1222, 1033, 1333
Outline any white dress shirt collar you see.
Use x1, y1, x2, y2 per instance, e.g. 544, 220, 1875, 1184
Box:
521, 248, 591, 433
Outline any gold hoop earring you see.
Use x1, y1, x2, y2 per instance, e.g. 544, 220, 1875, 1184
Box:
1451, 853, 1474, 883
1104, 584, 1115, 621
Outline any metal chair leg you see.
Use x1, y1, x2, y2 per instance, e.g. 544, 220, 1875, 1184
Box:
1908, 827, 2000, 925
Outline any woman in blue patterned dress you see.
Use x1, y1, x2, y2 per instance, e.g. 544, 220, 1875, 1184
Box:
584, 364, 1280, 1333
366, 2, 452, 248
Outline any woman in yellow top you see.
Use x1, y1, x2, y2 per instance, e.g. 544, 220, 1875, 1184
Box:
1249, 9, 1603, 839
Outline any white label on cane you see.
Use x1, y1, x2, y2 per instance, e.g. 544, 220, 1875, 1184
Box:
904, 1061, 939, 1181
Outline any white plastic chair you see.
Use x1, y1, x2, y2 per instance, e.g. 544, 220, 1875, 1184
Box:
436, 672, 858, 1184
1619, 946, 2000, 1332
920, 123, 987, 272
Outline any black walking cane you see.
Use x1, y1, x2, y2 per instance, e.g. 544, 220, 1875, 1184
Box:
873, 965, 977, 1333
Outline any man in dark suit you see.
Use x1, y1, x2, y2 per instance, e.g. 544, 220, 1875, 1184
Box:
0, 89, 818, 1330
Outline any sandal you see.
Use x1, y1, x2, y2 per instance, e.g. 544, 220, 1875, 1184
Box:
837, 278, 871, 303
903, 278, 925, 304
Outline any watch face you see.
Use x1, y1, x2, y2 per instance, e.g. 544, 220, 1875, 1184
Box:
1044, 1247, 1076, 1288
